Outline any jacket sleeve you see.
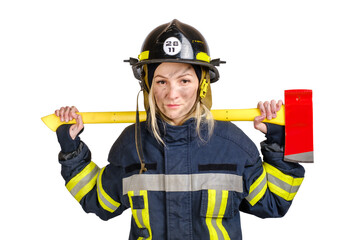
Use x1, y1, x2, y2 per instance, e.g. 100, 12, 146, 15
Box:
57, 125, 127, 220
240, 123, 305, 218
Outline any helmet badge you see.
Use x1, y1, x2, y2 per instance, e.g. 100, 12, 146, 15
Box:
163, 37, 182, 56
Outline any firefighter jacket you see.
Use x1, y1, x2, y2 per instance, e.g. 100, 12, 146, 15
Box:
57, 118, 305, 240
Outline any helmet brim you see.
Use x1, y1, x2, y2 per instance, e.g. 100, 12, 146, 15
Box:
131, 59, 220, 83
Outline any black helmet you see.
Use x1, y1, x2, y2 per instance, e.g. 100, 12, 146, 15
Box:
125, 19, 225, 84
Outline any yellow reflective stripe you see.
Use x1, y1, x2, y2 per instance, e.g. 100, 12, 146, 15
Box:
267, 182, 298, 201
97, 167, 121, 213
140, 190, 152, 239
264, 162, 303, 186
128, 190, 152, 240
245, 165, 267, 206
206, 190, 217, 240
128, 191, 142, 229
196, 52, 211, 62
206, 189, 230, 240
246, 163, 303, 205
216, 191, 230, 240
138, 51, 149, 61
264, 162, 304, 201
66, 162, 96, 191
66, 162, 99, 202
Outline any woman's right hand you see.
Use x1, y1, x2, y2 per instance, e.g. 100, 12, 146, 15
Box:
55, 106, 84, 140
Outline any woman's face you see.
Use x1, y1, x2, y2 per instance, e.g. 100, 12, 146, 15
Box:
152, 62, 199, 125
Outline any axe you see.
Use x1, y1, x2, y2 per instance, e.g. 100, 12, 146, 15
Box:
41, 89, 313, 163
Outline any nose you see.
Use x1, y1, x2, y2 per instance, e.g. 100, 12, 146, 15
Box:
167, 83, 179, 100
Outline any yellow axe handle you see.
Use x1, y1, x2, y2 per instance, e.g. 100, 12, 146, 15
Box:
41, 105, 285, 132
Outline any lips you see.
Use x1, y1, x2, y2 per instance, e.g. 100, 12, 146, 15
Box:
166, 104, 180, 109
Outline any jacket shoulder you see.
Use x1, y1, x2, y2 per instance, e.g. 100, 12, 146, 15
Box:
107, 124, 136, 165
213, 121, 259, 160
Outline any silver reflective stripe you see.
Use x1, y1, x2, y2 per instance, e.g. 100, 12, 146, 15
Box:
96, 167, 121, 213
123, 173, 243, 194
97, 175, 119, 212
211, 191, 226, 240
133, 191, 145, 228
285, 151, 313, 163
245, 173, 267, 204
267, 174, 301, 193
69, 165, 100, 198
98, 190, 118, 212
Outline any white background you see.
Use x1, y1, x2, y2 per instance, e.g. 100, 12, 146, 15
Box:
1, 0, 359, 239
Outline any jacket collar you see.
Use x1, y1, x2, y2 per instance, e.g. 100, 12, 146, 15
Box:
156, 117, 197, 145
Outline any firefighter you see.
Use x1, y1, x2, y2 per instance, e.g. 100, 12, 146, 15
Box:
55, 19, 305, 239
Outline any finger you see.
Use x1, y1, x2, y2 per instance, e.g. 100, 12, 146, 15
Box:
69, 114, 84, 140
270, 99, 277, 118
59, 107, 66, 122
257, 101, 266, 117
253, 117, 267, 133
70, 106, 78, 113
64, 106, 71, 122
276, 100, 284, 112
69, 106, 78, 121
68, 107, 74, 121
254, 115, 266, 125
255, 101, 268, 134
264, 101, 272, 120
71, 106, 83, 129
75, 112, 84, 129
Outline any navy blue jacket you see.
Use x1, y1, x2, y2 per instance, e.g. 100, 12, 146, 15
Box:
57, 119, 305, 240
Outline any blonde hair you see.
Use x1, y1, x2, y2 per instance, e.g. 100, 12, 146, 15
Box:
148, 87, 214, 145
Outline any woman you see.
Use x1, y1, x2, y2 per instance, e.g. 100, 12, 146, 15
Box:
55, 20, 305, 240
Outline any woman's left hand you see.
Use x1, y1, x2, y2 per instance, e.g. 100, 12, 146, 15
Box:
254, 100, 283, 134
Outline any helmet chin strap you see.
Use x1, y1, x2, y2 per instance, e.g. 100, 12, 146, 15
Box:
135, 88, 147, 174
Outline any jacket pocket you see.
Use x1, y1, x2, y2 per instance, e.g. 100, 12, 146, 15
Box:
200, 189, 234, 239
128, 191, 151, 239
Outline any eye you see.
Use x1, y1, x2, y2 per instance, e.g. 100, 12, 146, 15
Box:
181, 79, 191, 84
156, 80, 166, 85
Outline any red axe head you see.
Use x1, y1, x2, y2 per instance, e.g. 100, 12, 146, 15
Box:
284, 89, 314, 163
